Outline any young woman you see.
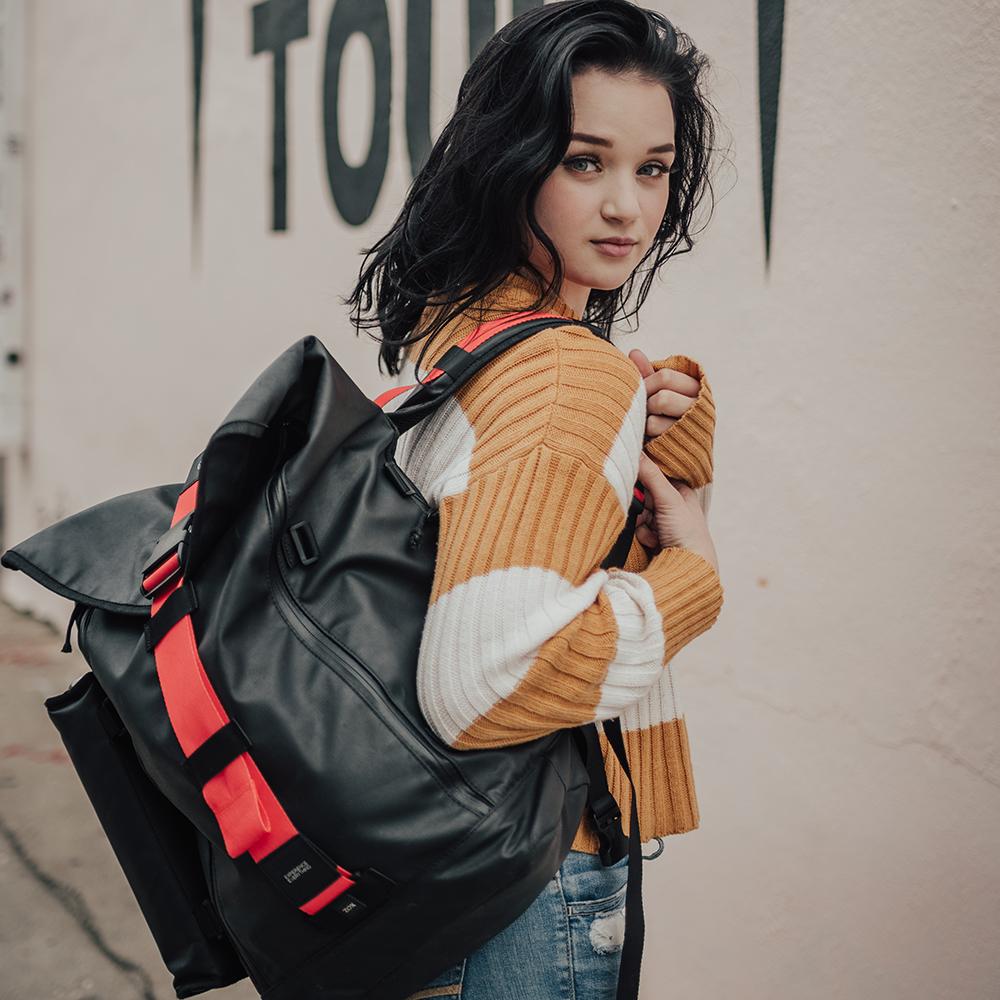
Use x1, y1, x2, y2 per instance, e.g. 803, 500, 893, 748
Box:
344, 2, 723, 996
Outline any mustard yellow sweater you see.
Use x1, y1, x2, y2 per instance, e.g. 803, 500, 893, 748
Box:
390, 270, 723, 853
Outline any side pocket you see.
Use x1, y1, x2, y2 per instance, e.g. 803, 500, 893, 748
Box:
45, 671, 248, 998
563, 879, 628, 916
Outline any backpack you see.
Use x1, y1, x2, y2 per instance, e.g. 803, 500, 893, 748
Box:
0, 314, 651, 1000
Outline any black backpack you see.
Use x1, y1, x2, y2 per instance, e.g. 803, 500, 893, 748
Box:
1, 317, 651, 1000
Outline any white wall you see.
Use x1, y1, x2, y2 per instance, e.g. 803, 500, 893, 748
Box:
3, 1, 999, 997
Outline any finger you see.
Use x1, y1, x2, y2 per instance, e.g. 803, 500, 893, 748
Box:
628, 349, 655, 379
648, 387, 697, 420
635, 522, 658, 548
637, 453, 679, 504
646, 367, 700, 400
645, 414, 677, 438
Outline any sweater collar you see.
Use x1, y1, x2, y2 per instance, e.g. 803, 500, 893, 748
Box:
491, 270, 582, 322
404, 270, 582, 373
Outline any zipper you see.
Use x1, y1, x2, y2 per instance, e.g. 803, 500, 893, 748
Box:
382, 450, 435, 550
265, 474, 493, 817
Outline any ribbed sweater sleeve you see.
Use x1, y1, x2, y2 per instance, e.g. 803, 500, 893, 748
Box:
642, 354, 716, 488
625, 353, 716, 569
414, 328, 724, 751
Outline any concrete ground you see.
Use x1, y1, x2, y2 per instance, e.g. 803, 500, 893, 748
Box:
0, 598, 257, 1000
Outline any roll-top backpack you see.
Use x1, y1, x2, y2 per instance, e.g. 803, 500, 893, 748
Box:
1, 313, 650, 1000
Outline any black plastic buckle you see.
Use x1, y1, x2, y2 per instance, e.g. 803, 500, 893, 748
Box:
140, 511, 193, 598
254, 834, 397, 926
590, 792, 628, 866
311, 866, 397, 927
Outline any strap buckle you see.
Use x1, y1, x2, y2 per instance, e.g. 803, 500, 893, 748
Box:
590, 791, 628, 866
140, 511, 193, 598
306, 865, 398, 928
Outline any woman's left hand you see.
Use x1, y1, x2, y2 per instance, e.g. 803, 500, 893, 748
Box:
628, 348, 701, 439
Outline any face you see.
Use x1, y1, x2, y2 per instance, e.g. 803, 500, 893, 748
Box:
523, 68, 676, 316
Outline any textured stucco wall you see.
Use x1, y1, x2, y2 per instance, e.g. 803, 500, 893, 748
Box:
2, 1, 998, 997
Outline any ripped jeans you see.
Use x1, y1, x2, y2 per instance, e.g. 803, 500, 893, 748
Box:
408, 848, 631, 999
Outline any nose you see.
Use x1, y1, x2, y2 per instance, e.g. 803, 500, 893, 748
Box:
601, 173, 642, 224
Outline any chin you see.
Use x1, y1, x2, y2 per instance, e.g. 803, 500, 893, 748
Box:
581, 266, 633, 292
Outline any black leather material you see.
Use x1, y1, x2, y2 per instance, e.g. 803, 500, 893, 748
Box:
45, 671, 247, 998
2, 331, 645, 1000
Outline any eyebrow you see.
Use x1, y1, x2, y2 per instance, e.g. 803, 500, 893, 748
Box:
570, 132, 675, 154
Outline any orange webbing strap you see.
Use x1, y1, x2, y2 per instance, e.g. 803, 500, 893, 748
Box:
142, 481, 361, 917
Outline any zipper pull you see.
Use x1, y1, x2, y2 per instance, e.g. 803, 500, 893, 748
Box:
61, 602, 85, 654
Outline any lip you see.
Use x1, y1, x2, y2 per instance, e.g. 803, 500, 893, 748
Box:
591, 238, 637, 246
591, 238, 637, 258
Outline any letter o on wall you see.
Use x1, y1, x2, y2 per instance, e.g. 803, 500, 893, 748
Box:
322, 0, 391, 226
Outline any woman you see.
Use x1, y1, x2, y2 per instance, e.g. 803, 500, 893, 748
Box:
343, 2, 723, 996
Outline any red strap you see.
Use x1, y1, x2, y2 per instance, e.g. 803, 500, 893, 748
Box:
152, 311, 566, 907
372, 383, 412, 409
146, 482, 355, 914
373, 310, 568, 409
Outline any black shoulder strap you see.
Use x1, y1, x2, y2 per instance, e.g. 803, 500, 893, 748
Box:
386, 315, 602, 435
586, 495, 648, 999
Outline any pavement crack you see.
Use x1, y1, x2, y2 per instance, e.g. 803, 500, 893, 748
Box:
0, 812, 157, 1000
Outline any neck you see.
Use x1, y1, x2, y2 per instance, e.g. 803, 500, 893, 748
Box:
512, 268, 585, 320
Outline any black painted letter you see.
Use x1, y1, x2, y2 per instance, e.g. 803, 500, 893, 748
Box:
251, 0, 309, 232
321, 0, 391, 227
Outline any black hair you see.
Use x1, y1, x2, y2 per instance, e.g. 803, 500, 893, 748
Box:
342, 0, 723, 377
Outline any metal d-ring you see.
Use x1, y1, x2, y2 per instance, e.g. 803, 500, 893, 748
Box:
641, 836, 664, 861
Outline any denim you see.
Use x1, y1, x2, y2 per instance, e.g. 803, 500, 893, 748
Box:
407, 848, 631, 999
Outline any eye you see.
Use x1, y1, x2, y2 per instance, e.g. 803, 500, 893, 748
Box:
562, 155, 675, 178
640, 161, 672, 177
563, 155, 599, 173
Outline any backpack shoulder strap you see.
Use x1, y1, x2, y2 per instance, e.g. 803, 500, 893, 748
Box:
379, 311, 603, 435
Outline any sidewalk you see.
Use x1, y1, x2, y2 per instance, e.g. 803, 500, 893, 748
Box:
0, 598, 256, 1000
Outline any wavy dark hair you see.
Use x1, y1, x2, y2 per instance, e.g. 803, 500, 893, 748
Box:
342, 0, 723, 377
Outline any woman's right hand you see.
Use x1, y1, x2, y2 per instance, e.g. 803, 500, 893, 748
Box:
635, 454, 719, 574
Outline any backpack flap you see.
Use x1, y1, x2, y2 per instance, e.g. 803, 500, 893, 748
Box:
0, 334, 382, 607
0, 479, 192, 615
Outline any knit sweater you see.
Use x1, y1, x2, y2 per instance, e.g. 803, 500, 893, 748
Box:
387, 270, 723, 853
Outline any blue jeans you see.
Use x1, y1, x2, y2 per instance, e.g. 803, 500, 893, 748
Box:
408, 848, 631, 999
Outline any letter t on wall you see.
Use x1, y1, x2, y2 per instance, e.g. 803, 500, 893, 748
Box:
251, 0, 309, 232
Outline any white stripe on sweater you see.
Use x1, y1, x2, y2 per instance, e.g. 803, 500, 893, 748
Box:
395, 394, 476, 504
620, 669, 682, 732
604, 376, 647, 513
416, 564, 666, 747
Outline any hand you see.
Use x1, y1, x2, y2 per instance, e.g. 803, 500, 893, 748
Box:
628, 349, 701, 439
635, 454, 719, 574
